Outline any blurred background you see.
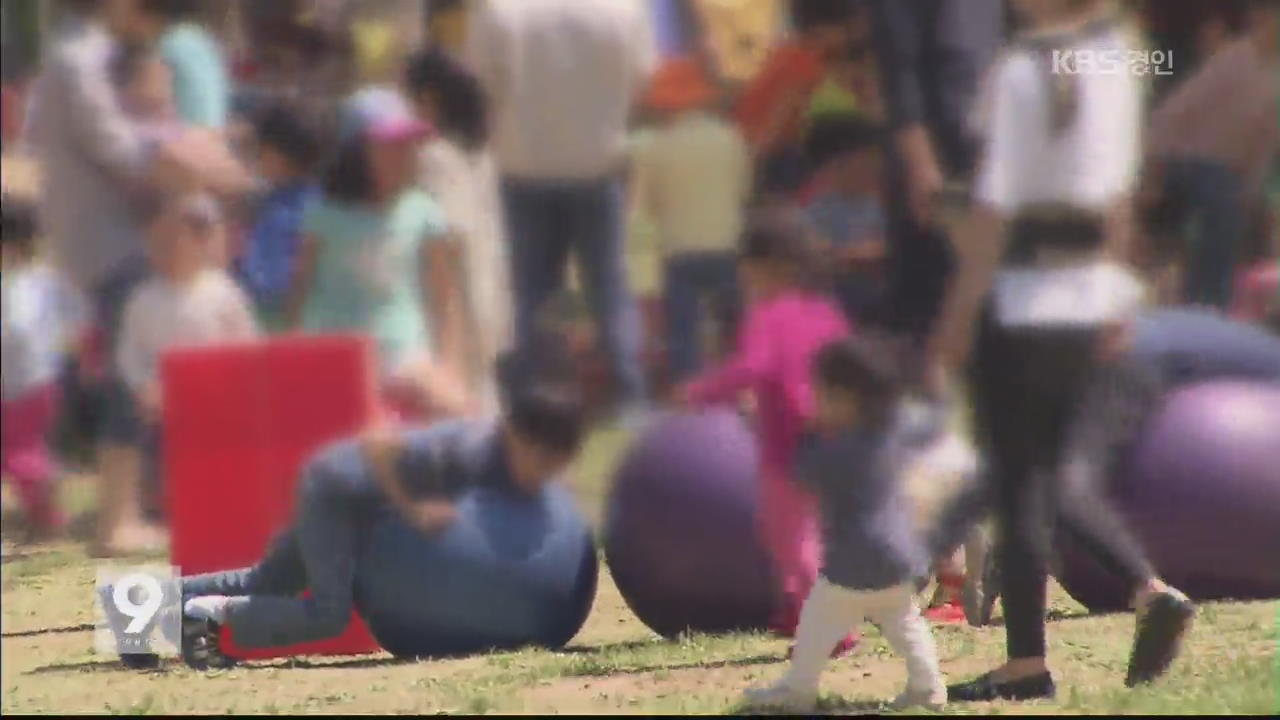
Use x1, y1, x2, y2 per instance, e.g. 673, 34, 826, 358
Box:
0, 0, 1276, 552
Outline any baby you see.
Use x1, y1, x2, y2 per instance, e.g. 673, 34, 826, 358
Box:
114, 193, 258, 518
742, 336, 952, 712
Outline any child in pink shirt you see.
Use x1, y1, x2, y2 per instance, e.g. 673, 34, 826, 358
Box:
680, 210, 853, 647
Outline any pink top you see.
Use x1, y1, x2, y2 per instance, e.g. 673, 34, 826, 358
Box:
687, 291, 851, 470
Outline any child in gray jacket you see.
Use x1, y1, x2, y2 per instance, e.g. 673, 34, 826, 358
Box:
742, 336, 955, 712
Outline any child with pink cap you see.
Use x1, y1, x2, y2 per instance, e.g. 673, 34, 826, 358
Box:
285, 87, 470, 421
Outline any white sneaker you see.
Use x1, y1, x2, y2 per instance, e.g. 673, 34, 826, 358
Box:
891, 686, 947, 711
183, 595, 232, 624
741, 683, 817, 713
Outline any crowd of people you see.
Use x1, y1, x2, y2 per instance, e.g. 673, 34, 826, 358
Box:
1, 0, 1277, 712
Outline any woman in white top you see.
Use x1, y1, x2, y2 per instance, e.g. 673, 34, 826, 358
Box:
405, 48, 513, 415
928, 0, 1194, 703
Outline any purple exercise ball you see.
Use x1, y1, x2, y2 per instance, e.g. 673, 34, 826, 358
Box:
604, 409, 777, 638
1057, 381, 1280, 612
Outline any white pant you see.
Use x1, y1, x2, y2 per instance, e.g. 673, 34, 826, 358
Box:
781, 578, 944, 696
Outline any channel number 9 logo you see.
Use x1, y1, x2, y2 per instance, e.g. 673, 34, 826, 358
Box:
96, 565, 180, 658
114, 574, 164, 633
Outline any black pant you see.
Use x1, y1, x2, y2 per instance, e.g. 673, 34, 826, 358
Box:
880, 157, 956, 342
971, 308, 1156, 660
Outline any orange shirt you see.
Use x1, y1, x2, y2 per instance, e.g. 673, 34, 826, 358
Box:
735, 42, 825, 153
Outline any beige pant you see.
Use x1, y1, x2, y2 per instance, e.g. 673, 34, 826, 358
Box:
781, 579, 944, 698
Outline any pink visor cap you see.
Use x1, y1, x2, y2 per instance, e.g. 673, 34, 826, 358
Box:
339, 86, 434, 144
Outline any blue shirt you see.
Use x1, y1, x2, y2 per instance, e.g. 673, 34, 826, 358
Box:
805, 192, 885, 250
806, 192, 888, 313
159, 23, 229, 128
237, 182, 319, 309
797, 402, 950, 591
307, 419, 514, 508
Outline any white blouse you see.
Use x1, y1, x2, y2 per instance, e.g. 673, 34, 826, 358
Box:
973, 23, 1142, 214
971, 22, 1147, 328
419, 138, 513, 413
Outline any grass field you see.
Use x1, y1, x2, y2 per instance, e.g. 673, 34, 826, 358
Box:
2, 426, 1278, 715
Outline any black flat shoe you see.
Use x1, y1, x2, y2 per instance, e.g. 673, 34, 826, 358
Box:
121, 652, 160, 671
181, 616, 236, 671
947, 671, 1056, 702
1126, 590, 1194, 687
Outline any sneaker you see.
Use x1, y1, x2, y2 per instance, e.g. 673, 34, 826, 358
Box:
740, 683, 816, 713
924, 601, 967, 625
1125, 589, 1194, 687
891, 686, 947, 711
946, 671, 1056, 703
181, 615, 236, 671
831, 632, 859, 658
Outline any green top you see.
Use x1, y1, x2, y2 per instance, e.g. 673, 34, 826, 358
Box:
158, 23, 229, 128
807, 75, 861, 121
301, 190, 447, 375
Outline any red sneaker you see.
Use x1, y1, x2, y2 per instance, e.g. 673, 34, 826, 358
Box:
830, 632, 860, 658
924, 601, 967, 625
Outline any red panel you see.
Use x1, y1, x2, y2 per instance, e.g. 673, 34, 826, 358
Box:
163, 335, 381, 659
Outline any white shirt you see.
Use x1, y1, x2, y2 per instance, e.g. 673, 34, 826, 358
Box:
632, 111, 752, 257
418, 138, 512, 413
116, 270, 259, 394
972, 23, 1146, 328
465, 0, 657, 180
1, 265, 87, 401
973, 25, 1142, 214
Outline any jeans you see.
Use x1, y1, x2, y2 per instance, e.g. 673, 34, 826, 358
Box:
662, 251, 739, 382
780, 578, 943, 699
970, 307, 1156, 660
1163, 159, 1246, 310
180, 466, 376, 649
502, 176, 646, 406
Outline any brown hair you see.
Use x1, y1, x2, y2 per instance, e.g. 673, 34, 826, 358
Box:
739, 208, 829, 293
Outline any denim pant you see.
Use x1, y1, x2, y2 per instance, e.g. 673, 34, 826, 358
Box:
180, 466, 377, 649
502, 176, 646, 406
1164, 159, 1246, 310
662, 251, 738, 382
